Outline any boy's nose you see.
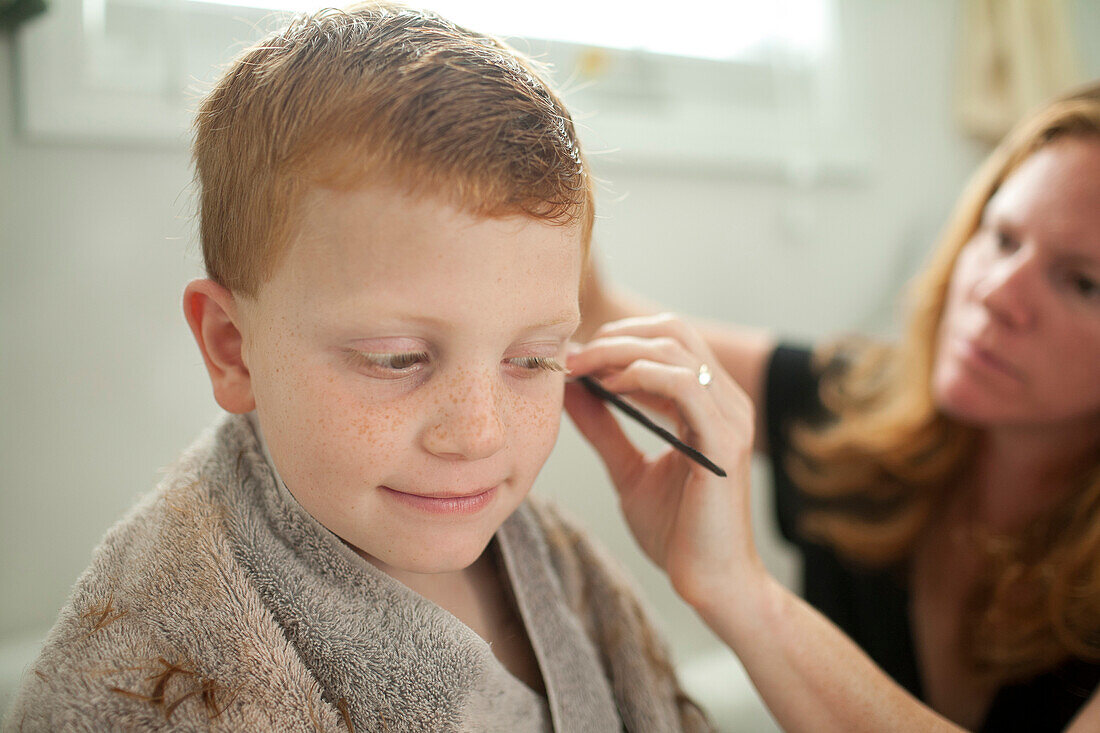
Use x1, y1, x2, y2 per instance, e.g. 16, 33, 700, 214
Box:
420, 373, 506, 461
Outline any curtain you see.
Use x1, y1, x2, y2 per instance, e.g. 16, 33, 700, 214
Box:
955, 0, 1081, 143
1, 0, 46, 31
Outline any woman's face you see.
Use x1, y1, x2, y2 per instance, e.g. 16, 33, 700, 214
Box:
932, 137, 1100, 433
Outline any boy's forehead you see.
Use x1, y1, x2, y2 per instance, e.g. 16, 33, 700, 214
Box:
259, 184, 584, 312
290, 184, 579, 261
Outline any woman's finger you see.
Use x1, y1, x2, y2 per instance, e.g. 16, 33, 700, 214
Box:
599, 359, 742, 459
567, 334, 699, 380
591, 312, 711, 358
563, 381, 646, 490
568, 333, 748, 426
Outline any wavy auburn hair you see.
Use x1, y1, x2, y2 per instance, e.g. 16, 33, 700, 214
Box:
193, 2, 593, 297
789, 81, 1100, 681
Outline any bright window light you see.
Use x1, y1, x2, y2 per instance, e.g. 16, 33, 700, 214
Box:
188, 0, 829, 61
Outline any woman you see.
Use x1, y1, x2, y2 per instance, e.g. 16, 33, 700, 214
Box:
566, 82, 1100, 731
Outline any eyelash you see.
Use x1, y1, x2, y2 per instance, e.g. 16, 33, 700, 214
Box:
343, 351, 565, 377
983, 230, 1100, 304
994, 230, 1019, 253
507, 356, 567, 373
1065, 272, 1100, 301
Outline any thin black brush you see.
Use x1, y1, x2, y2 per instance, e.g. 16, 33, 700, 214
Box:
577, 376, 727, 478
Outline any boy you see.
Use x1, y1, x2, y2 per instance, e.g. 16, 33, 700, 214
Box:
5, 4, 708, 731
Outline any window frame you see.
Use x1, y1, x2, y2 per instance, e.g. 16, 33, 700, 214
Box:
13, 0, 868, 177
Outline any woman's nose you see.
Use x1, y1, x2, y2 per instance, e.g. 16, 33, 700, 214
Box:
420, 371, 506, 461
974, 251, 1037, 330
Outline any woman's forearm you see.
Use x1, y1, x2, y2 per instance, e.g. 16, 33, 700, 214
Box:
576, 275, 659, 341
693, 572, 961, 733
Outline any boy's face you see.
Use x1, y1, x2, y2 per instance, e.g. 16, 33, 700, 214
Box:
238, 185, 583, 575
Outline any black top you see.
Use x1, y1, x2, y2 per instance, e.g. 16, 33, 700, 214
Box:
764, 344, 1100, 733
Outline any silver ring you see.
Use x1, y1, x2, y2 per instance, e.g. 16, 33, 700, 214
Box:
697, 363, 712, 387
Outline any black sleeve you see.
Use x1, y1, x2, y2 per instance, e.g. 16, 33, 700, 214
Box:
763, 343, 826, 544
762, 344, 928, 700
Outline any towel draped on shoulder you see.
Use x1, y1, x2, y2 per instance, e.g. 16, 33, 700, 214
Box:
6, 414, 711, 732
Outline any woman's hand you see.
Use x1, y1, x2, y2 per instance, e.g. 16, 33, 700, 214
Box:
566, 313, 973, 733
564, 313, 764, 612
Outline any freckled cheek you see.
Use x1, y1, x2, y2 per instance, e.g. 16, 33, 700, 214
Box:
1051, 332, 1100, 398
933, 280, 970, 361
507, 385, 565, 454
943, 271, 971, 316
945, 247, 985, 302
264, 363, 414, 464
250, 347, 308, 429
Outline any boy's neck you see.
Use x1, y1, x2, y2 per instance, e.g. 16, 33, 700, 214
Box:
363, 548, 493, 609
364, 546, 516, 648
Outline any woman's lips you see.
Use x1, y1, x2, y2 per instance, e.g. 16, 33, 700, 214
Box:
380, 485, 497, 515
956, 338, 1024, 382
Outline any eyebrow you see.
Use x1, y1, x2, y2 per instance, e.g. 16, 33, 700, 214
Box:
981, 213, 1100, 263
1058, 251, 1100, 269
357, 309, 581, 333
525, 310, 582, 331
980, 198, 1016, 226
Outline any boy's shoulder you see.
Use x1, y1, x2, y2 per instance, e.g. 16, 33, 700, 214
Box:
4, 414, 341, 731
515, 495, 714, 732
519, 494, 663, 640
520, 493, 634, 597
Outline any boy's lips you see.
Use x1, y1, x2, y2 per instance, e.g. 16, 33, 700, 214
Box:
383, 485, 497, 499
379, 485, 499, 515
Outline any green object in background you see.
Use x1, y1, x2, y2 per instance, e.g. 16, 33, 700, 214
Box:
0, 0, 47, 32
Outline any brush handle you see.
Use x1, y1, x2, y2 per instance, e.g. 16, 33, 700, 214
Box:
577, 376, 727, 478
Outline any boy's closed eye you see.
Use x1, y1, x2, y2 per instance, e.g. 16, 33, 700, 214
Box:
505, 355, 567, 374
344, 350, 430, 377
342, 350, 566, 379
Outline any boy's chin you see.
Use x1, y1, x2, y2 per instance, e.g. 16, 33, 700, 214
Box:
359, 533, 496, 577
401, 554, 484, 576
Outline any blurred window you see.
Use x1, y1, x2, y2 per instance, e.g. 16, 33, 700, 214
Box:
226, 0, 829, 63
16, 0, 864, 176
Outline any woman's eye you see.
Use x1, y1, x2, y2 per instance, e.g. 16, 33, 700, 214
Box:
1069, 272, 1100, 300
994, 230, 1019, 254
506, 356, 566, 374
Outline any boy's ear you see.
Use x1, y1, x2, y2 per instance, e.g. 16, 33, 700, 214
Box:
183, 279, 256, 414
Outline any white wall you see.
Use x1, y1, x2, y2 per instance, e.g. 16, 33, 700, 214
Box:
534, 0, 996, 660
2, 0, 1098, 725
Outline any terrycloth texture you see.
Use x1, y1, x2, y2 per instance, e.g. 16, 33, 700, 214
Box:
5, 414, 711, 732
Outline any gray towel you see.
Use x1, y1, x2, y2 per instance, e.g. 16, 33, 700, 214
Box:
5, 413, 712, 732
